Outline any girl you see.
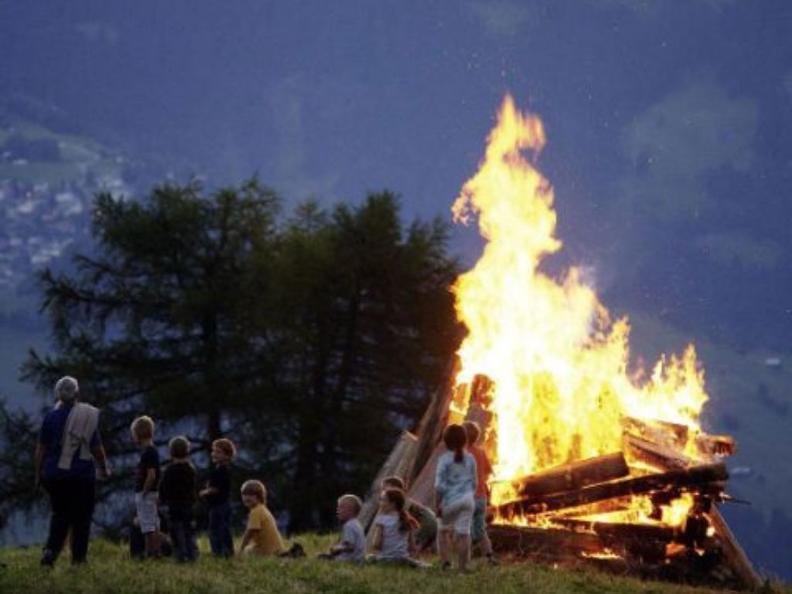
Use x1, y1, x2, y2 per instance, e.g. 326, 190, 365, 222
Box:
434, 423, 477, 571
369, 488, 424, 566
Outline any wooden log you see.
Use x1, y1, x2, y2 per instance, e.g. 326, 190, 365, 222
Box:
696, 434, 737, 457
503, 452, 630, 500
358, 431, 418, 530
408, 358, 459, 484
625, 434, 690, 470
488, 524, 605, 558
622, 416, 689, 443
406, 441, 445, 508
551, 518, 679, 543
496, 462, 728, 518
705, 506, 762, 591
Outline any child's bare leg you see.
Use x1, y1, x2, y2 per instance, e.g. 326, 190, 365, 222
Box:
456, 533, 471, 571
145, 531, 161, 558
480, 530, 493, 556
437, 528, 452, 565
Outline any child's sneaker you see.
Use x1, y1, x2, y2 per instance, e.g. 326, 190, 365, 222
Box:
486, 552, 499, 566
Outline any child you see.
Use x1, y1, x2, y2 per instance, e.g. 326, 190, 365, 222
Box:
159, 436, 198, 562
434, 423, 477, 571
239, 479, 285, 556
369, 488, 425, 567
131, 415, 161, 559
381, 476, 437, 553
320, 494, 365, 562
199, 438, 236, 557
463, 421, 497, 565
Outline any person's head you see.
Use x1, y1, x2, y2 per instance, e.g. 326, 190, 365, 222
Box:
169, 436, 190, 460
381, 476, 406, 493
240, 479, 266, 509
211, 438, 236, 465
379, 487, 405, 515
130, 415, 155, 445
379, 488, 417, 533
336, 494, 363, 523
463, 421, 481, 447
54, 376, 79, 404
443, 423, 468, 463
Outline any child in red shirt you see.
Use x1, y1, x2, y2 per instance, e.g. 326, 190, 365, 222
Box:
463, 421, 497, 564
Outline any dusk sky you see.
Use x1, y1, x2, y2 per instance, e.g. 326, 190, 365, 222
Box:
2, 0, 792, 577
4, 1, 791, 341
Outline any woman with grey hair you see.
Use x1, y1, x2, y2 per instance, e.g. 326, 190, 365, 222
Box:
34, 376, 110, 566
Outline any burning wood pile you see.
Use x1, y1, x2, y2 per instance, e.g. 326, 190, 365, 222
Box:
364, 94, 761, 589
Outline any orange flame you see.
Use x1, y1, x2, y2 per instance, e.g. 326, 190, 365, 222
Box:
452, 95, 709, 503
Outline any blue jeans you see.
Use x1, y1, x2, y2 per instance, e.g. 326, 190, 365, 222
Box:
168, 506, 198, 562
208, 502, 233, 557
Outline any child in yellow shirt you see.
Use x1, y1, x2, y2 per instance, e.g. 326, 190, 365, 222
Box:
239, 480, 284, 557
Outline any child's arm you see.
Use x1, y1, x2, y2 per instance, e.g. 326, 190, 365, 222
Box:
239, 528, 256, 553
330, 540, 353, 555
370, 524, 383, 553
407, 529, 417, 556
142, 468, 157, 494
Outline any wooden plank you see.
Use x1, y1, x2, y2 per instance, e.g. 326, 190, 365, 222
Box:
489, 524, 604, 558
624, 434, 690, 470
358, 431, 418, 530
496, 462, 728, 518
406, 441, 445, 508
705, 506, 762, 591
504, 452, 629, 499
551, 518, 679, 543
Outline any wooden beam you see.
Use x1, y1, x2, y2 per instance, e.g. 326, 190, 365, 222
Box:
496, 462, 728, 518
513, 452, 629, 499
358, 431, 417, 530
705, 506, 762, 591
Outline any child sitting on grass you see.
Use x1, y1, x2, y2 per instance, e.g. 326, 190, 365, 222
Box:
131, 415, 161, 559
381, 476, 437, 553
199, 438, 236, 557
239, 479, 285, 557
369, 488, 426, 567
319, 494, 365, 562
463, 421, 497, 565
159, 436, 198, 562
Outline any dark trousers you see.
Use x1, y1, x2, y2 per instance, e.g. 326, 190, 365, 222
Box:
168, 506, 198, 562
207, 502, 233, 557
43, 477, 96, 564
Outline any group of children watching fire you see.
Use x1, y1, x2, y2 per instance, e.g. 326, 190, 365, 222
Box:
128, 414, 496, 569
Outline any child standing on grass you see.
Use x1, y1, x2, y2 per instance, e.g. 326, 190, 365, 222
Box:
381, 476, 438, 553
199, 438, 236, 557
463, 421, 497, 565
369, 488, 426, 567
131, 415, 161, 559
319, 494, 366, 562
435, 423, 477, 571
239, 479, 285, 556
159, 436, 198, 562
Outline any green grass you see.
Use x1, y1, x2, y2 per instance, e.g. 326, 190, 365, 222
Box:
1, 536, 788, 594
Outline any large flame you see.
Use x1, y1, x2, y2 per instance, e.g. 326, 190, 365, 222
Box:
452, 95, 708, 503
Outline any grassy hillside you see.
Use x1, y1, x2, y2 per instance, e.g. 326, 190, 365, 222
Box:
1, 536, 788, 594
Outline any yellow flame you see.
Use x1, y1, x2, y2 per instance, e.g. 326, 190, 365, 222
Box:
452, 95, 709, 503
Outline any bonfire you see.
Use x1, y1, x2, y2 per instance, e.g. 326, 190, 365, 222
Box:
363, 96, 758, 590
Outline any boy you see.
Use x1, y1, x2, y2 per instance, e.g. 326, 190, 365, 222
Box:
199, 438, 236, 557
320, 494, 365, 562
131, 415, 161, 558
381, 476, 437, 552
463, 420, 497, 564
159, 436, 197, 562
239, 480, 285, 556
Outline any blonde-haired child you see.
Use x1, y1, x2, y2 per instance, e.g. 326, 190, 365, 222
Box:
130, 415, 161, 558
320, 494, 365, 562
239, 480, 285, 556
